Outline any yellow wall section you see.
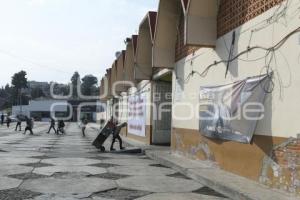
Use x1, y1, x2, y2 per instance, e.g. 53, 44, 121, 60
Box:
172, 127, 287, 181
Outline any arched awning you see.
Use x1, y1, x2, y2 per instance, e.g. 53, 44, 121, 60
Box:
153, 0, 183, 68
135, 11, 157, 80
182, 0, 217, 46
115, 50, 127, 93
110, 61, 117, 96
99, 77, 106, 102
100, 69, 112, 100
124, 36, 137, 86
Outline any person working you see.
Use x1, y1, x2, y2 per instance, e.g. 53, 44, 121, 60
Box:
109, 118, 126, 151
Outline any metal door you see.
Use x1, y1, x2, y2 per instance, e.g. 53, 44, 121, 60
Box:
152, 81, 172, 145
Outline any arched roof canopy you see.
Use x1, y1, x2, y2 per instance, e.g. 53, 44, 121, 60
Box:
115, 50, 127, 93
182, 0, 217, 46
99, 77, 106, 102
100, 69, 112, 100
110, 61, 118, 96
135, 11, 157, 80
124, 36, 137, 87
153, 0, 183, 68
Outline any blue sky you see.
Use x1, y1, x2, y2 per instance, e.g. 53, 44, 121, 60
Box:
0, 0, 158, 87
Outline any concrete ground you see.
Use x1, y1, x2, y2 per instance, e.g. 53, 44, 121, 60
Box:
0, 122, 229, 200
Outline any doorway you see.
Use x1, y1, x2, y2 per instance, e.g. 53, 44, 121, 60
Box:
152, 76, 172, 145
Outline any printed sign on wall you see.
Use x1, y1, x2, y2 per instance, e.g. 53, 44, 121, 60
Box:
199, 74, 271, 143
128, 94, 146, 137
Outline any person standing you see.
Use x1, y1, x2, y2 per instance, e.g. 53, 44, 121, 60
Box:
47, 118, 56, 134
81, 118, 88, 137
23, 117, 33, 135
6, 116, 11, 128
1, 114, 4, 125
15, 115, 22, 131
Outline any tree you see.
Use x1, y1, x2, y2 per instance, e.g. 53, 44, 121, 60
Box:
81, 75, 98, 96
71, 71, 80, 98
11, 71, 28, 105
11, 71, 28, 90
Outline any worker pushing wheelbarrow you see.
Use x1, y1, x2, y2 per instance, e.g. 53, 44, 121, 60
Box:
92, 117, 127, 152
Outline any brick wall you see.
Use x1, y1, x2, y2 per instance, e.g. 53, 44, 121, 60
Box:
175, 0, 285, 61
260, 137, 300, 194
217, 0, 285, 37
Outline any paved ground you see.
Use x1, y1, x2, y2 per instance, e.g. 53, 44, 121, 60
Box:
0, 122, 229, 200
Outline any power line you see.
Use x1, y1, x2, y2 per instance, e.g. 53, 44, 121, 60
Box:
0, 49, 70, 74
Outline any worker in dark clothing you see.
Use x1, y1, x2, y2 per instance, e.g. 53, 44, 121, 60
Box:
81, 118, 88, 137
57, 120, 65, 135
23, 117, 33, 135
6, 116, 11, 128
1, 114, 4, 125
47, 118, 56, 134
15, 115, 22, 131
110, 118, 126, 151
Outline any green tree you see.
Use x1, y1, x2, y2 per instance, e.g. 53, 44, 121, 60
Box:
11, 71, 28, 105
71, 71, 80, 98
81, 75, 98, 96
11, 71, 28, 89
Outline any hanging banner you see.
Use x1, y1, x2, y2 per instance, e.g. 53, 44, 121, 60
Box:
199, 74, 271, 143
128, 94, 146, 137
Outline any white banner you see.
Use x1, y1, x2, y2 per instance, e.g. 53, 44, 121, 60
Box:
199, 74, 271, 143
128, 94, 146, 137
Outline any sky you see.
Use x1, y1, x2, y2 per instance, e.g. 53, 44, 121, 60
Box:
0, 0, 159, 87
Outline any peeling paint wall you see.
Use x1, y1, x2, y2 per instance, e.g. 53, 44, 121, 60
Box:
260, 137, 300, 194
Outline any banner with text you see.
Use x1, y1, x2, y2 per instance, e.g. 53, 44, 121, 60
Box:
128, 94, 146, 137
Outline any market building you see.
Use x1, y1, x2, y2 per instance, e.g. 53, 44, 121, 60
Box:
98, 0, 300, 195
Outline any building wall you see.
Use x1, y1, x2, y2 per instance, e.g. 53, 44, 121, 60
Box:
117, 94, 128, 137
106, 79, 152, 143
172, 0, 300, 193
12, 100, 67, 119
217, 0, 285, 37
12, 105, 30, 117
126, 80, 153, 144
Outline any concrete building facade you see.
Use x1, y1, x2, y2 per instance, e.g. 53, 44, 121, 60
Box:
98, 0, 300, 195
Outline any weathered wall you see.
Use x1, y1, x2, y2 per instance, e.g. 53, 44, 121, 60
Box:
124, 80, 153, 144
127, 125, 152, 145
172, 0, 300, 194
172, 128, 286, 180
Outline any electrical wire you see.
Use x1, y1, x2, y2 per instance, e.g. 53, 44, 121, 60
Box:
199, 26, 300, 79
174, 26, 299, 94
0, 49, 70, 74
240, 0, 291, 35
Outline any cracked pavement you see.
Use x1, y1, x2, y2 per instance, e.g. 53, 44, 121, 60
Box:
0, 122, 228, 200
